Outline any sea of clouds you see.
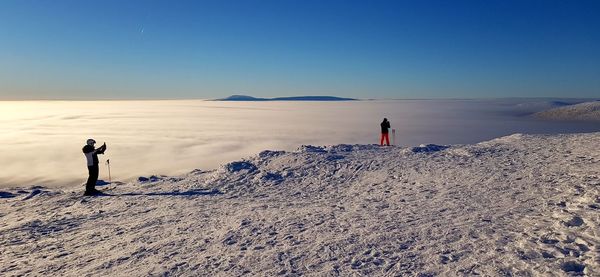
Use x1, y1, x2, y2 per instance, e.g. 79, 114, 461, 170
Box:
1, 99, 598, 188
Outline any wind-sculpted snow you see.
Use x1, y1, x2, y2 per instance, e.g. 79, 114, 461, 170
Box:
1, 133, 599, 276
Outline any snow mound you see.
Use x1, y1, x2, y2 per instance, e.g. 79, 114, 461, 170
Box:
411, 144, 449, 153
258, 150, 285, 159
297, 145, 327, 153
226, 161, 258, 173
1, 132, 599, 276
533, 101, 600, 121
138, 175, 162, 183
189, 169, 208, 175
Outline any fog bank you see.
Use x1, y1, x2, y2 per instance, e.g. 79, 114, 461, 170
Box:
0, 99, 598, 188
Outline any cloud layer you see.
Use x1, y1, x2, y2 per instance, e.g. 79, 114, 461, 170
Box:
1, 99, 598, 188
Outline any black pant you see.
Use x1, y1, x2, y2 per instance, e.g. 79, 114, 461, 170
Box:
86, 165, 99, 192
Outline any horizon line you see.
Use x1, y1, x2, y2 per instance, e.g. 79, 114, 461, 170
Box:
1, 97, 599, 102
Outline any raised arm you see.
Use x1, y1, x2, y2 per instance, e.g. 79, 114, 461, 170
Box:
95, 143, 107, 154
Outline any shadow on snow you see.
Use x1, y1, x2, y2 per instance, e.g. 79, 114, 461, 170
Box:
103, 189, 223, 197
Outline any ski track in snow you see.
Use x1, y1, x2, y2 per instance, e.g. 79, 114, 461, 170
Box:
0, 133, 599, 276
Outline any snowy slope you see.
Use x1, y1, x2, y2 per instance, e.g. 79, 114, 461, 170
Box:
1, 133, 599, 276
533, 101, 600, 121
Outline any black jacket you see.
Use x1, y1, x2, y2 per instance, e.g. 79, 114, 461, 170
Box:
83, 144, 106, 166
380, 120, 391, 134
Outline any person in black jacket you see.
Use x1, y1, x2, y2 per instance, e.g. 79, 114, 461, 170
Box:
82, 138, 107, 196
380, 118, 391, 146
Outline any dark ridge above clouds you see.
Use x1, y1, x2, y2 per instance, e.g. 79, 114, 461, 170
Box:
509, 99, 584, 116
533, 101, 600, 121
215, 95, 356, 101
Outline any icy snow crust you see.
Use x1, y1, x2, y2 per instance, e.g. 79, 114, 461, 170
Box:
1, 133, 599, 276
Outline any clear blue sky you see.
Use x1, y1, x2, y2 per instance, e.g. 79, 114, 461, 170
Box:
1, 0, 598, 99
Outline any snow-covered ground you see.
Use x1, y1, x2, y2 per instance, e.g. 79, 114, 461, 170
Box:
1, 132, 599, 276
534, 101, 600, 121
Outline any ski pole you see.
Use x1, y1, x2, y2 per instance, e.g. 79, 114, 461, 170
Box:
392, 129, 396, 146
106, 159, 111, 183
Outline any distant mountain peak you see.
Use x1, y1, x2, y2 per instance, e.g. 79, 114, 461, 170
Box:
215, 95, 356, 101
533, 101, 600, 121
219, 95, 266, 101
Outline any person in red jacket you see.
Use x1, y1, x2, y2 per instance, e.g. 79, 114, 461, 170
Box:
380, 118, 391, 146
82, 138, 107, 196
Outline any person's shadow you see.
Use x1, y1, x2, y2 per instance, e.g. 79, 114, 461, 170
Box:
92, 189, 222, 197
93, 180, 223, 197
119, 189, 223, 197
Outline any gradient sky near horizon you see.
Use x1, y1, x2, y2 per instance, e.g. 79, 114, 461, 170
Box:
1, 0, 599, 100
